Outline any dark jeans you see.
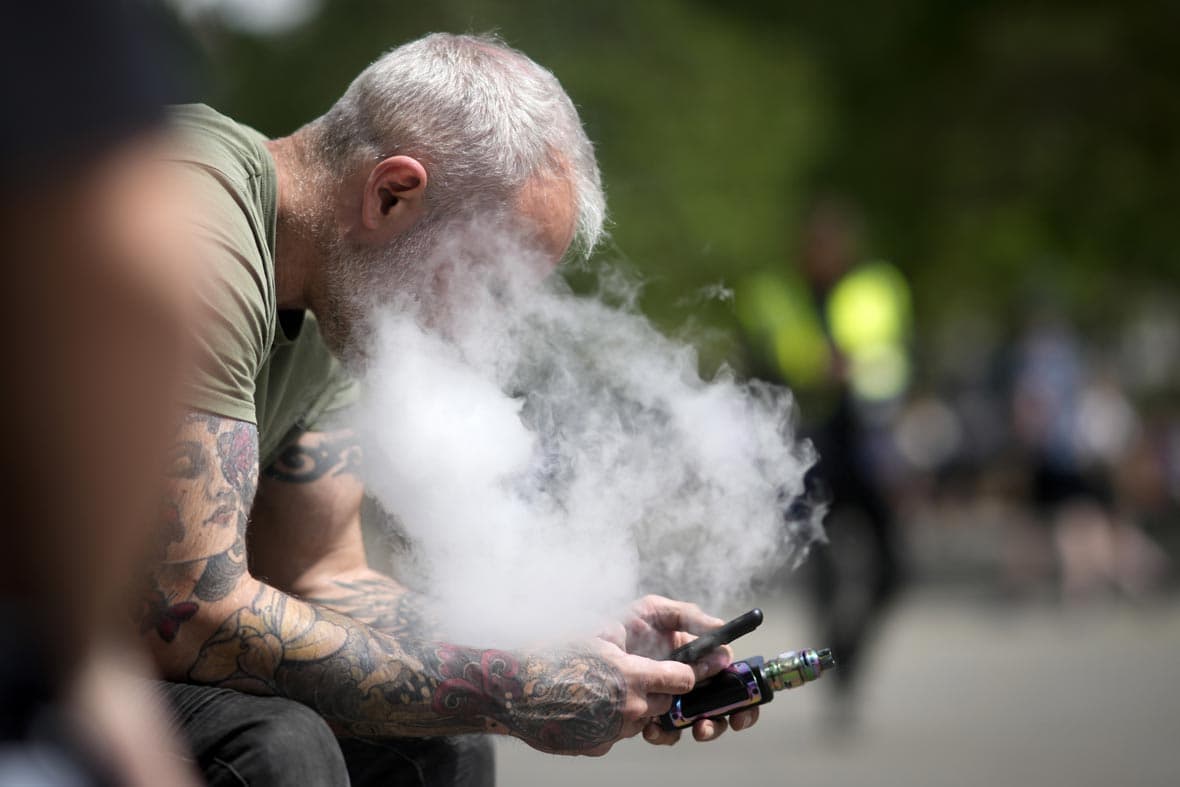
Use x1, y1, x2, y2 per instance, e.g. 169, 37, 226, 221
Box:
159, 682, 495, 787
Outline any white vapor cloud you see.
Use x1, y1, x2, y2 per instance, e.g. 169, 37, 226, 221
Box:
353, 231, 823, 648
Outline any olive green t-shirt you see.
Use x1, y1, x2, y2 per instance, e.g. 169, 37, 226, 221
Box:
170, 104, 357, 467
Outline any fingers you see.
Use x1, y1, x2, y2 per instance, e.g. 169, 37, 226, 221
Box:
642, 721, 681, 746
642, 693, 675, 718
692, 715, 728, 742
607, 652, 694, 741
643, 709, 756, 748
634, 595, 724, 636
621, 623, 670, 659
631, 656, 695, 696
691, 646, 733, 681
610, 646, 756, 750
730, 706, 759, 731
596, 621, 627, 650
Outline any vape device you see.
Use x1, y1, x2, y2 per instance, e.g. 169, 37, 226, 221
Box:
659, 647, 836, 730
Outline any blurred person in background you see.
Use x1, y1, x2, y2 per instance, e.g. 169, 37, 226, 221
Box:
0, 1, 201, 785
1012, 307, 1169, 601
737, 199, 912, 725
142, 32, 755, 787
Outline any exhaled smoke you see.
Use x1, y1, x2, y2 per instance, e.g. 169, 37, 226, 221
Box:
352, 228, 823, 648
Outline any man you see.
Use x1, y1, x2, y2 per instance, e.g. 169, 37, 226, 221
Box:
737, 200, 909, 727
146, 33, 756, 786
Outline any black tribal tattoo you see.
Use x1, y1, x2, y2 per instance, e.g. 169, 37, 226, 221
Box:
263, 431, 361, 484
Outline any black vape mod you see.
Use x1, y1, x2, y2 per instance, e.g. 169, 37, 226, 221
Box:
659, 648, 835, 730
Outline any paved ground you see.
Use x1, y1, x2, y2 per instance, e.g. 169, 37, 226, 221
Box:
496, 591, 1180, 786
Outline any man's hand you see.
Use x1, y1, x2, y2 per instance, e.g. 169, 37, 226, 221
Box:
599, 595, 762, 746
568, 640, 696, 756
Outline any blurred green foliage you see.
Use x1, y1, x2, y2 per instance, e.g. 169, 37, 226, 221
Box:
191, 0, 1180, 371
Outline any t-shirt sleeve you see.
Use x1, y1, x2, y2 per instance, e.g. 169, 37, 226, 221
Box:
181, 167, 270, 424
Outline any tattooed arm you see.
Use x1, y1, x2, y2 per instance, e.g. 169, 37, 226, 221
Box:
142, 413, 695, 753
250, 428, 750, 746
249, 428, 433, 637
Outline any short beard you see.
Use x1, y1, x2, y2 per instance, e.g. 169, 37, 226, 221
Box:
316, 217, 444, 371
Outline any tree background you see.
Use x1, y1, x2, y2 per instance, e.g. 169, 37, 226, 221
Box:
179, 0, 1180, 382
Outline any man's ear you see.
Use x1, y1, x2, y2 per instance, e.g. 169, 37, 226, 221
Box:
359, 155, 428, 238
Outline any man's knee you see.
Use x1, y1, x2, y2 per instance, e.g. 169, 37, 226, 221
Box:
340, 734, 495, 787
161, 682, 348, 787
224, 699, 348, 786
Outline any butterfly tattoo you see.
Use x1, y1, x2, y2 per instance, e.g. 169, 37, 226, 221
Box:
140, 589, 199, 643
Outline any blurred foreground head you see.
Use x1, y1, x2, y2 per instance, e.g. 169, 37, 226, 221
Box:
281, 33, 605, 356
1, 3, 201, 783
0, 0, 195, 683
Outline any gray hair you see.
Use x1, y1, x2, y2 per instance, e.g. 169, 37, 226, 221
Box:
311, 33, 605, 255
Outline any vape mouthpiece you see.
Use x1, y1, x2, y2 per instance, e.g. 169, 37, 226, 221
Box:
659, 647, 836, 730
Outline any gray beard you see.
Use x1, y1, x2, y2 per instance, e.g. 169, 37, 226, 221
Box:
315, 210, 541, 369
317, 219, 443, 370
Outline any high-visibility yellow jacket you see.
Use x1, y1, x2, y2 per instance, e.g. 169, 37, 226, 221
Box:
737, 261, 912, 405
